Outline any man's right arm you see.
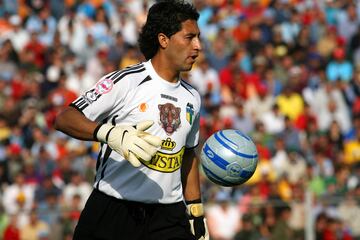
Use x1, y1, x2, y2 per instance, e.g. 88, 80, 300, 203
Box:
54, 106, 98, 141
54, 106, 162, 167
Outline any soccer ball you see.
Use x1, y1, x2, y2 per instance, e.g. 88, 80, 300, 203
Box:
200, 129, 258, 187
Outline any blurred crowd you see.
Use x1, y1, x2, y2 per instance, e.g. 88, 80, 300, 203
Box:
0, 0, 360, 239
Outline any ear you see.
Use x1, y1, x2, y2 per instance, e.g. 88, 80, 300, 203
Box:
158, 33, 169, 49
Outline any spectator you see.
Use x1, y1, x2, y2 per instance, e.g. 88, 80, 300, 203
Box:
260, 103, 285, 135
288, 184, 306, 239
233, 214, 261, 240
62, 171, 92, 209
344, 127, 360, 165
336, 4, 360, 42
279, 116, 303, 153
294, 102, 317, 132
3, 214, 19, 240
270, 205, 294, 240
107, 31, 128, 66
57, 7, 87, 55
2, 172, 34, 221
244, 84, 275, 121
280, 8, 301, 45
315, 212, 328, 240
306, 81, 351, 134
276, 84, 304, 121
326, 47, 353, 83
316, 25, 338, 58
337, 192, 360, 238
284, 151, 307, 185
205, 37, 230, 72
231, 101, 254, 134
88, 6, 112, 46
7, 15, 30, 52
37, 192, 61, 227
19, 210, 49, 240
61, 194, 82, 240
23, 31, 46, 71
206, 191, 240, 240
34, 175, 61, 204
189, 56, 221, 99
263, 68, 283, 97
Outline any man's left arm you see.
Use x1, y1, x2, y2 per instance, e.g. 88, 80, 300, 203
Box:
182, 148, 209, 240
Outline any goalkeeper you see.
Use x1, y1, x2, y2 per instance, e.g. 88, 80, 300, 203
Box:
55, 1, 208, 239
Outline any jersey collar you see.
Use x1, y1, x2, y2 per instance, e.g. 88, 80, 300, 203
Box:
146, 60, 181, 89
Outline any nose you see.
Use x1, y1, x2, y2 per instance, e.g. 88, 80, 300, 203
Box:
193, 37, 202, 51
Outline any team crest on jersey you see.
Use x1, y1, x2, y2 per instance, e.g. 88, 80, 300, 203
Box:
95, 78, 113, 94
186, 103, 194, 125
158, 103, 181, 135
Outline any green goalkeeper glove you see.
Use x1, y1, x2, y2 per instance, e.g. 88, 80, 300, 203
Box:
95, 120, 162, 167
186, 200, 209, 240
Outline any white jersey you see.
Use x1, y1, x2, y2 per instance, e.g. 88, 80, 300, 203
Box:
71, 60, 201, 203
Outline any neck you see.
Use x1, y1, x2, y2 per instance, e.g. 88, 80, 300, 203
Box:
151, 55, 180, 83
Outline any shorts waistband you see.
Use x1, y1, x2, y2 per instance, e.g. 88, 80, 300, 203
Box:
93, 188, 184, 208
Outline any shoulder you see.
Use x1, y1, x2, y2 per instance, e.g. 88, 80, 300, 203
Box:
181, 79, 201, 97
180, 79, 201, 107
100, 63, 151, 91
107, 63, 148, 84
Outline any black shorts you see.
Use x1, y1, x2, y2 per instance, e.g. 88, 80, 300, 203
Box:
73, 189, 196, 240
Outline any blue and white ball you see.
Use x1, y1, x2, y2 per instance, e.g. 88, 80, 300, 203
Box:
200, 129, 258, 187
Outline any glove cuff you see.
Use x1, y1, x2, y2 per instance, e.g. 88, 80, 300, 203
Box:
186, 200, 204, 218
95, 123, 114, 143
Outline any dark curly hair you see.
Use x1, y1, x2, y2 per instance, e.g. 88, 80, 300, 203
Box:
138, 0, 199, 60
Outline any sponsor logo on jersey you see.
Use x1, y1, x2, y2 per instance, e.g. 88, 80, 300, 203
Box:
161, 138, 176, 151
139, 102, 148, 112
95, 78, 113, 94
186, 103, 194, 125
158, 103, 181, 135
83, 90, 98, 103
140, 147, 185, 173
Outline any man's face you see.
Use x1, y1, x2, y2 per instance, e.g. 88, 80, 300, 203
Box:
165, 20, 201, 72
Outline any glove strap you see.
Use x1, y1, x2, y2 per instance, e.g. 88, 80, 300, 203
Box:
95, 124, 115, 143
186, 199, 204, 217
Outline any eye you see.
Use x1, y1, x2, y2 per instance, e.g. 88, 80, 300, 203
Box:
185, 34, 195, 41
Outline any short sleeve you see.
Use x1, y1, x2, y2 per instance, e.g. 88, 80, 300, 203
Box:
70, 71, 128, 123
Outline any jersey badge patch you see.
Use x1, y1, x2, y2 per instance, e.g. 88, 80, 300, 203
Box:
84, 90, 98, 103
95, 78, 113, 94
158, 103, 181, 135
186, 103, 194, 125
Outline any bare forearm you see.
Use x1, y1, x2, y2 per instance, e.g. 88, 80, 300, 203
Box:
182, 149, 202, 201
54, 107, 99, 141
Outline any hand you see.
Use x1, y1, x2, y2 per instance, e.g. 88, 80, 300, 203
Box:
186, 200, 209, 240
95, 120, 162, 167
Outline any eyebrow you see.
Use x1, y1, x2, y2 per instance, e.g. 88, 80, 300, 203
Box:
185, 32, 201, 38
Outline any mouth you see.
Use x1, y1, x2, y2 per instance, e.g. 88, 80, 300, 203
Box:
188, 55, 198, 63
